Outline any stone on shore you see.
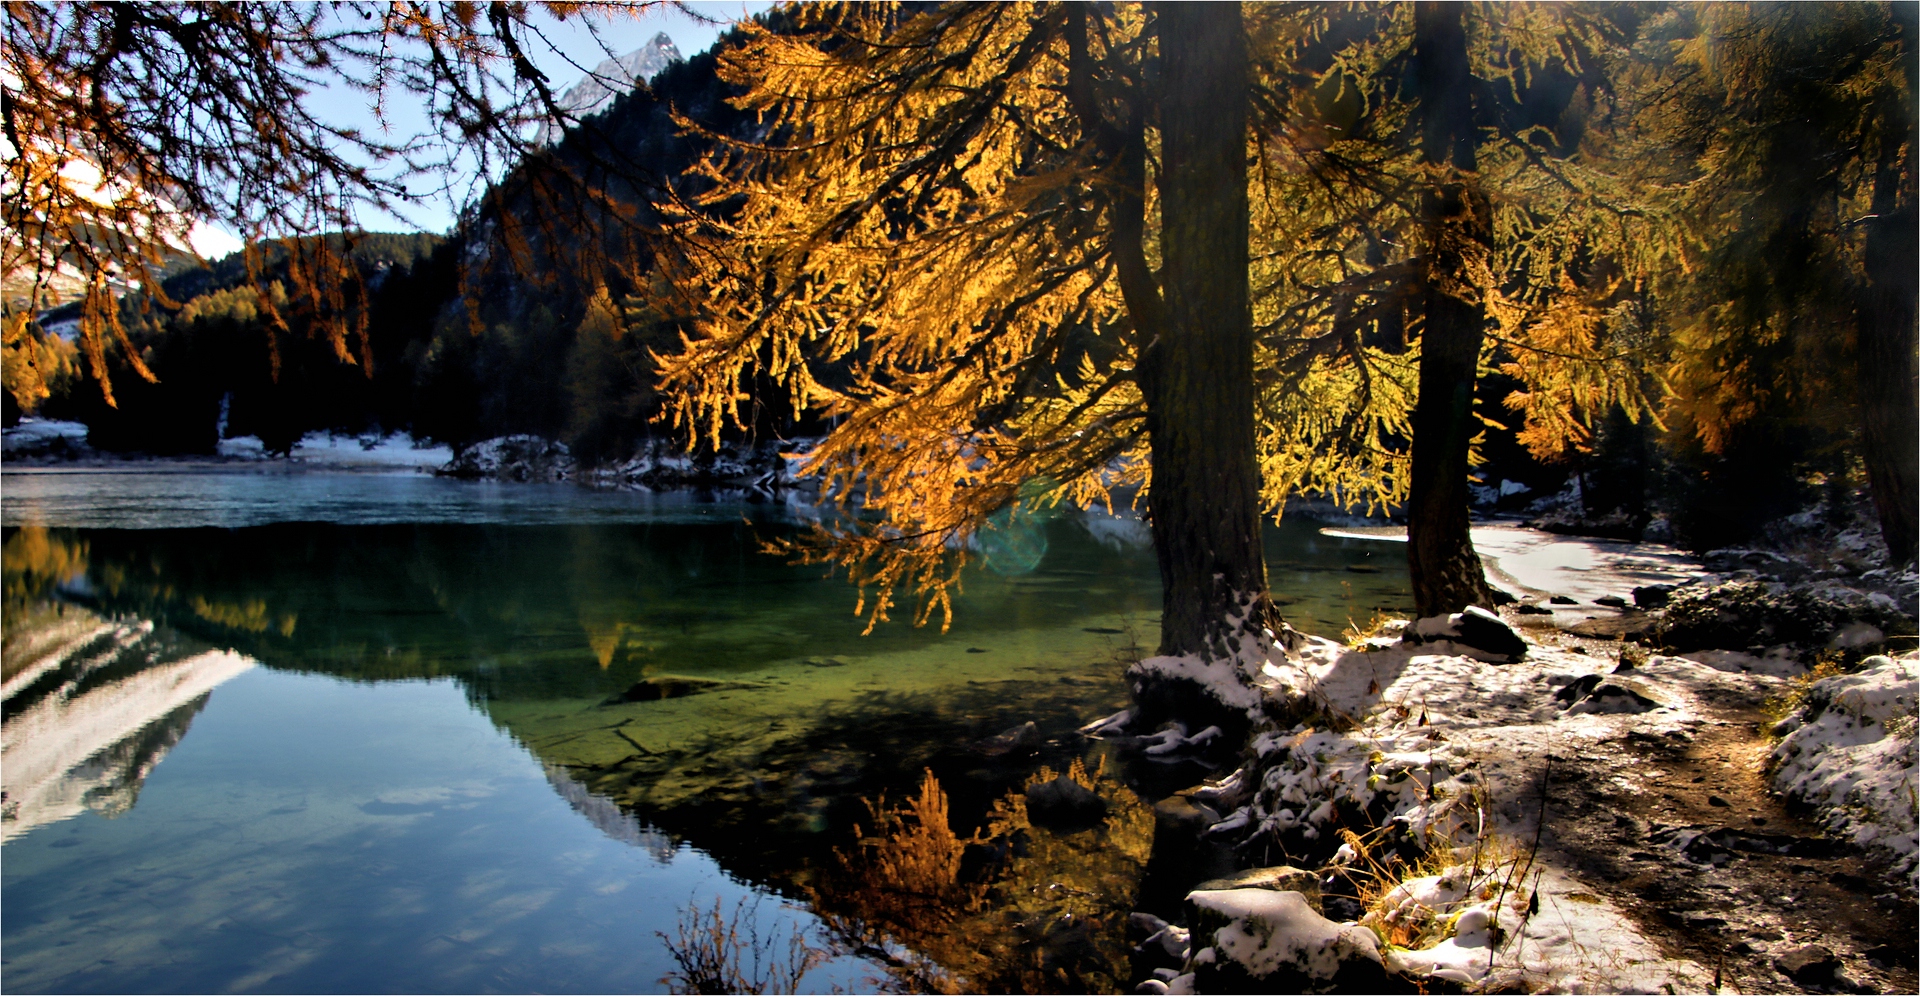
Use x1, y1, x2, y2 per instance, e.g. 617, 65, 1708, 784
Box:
1186, 888, 1387, 993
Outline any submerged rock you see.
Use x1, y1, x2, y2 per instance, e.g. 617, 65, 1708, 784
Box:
972, 720, 1044, 758
608, 675, 728, 703
1139, 796, 1236, 911
1026, 775, 1107, 830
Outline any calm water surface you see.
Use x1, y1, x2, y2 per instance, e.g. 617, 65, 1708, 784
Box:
2, 468, 1410, 994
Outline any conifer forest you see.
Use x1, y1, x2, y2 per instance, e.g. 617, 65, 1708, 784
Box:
3, 3, 1917, 994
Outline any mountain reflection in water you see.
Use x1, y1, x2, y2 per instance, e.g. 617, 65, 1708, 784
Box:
1, 502, 1411, 992
2, 529, 257, 842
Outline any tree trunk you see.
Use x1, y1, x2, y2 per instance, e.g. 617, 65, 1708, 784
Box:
1858, 10, 1918, 566
1406, 1, 1495, 616
1145, 2, 1272, 661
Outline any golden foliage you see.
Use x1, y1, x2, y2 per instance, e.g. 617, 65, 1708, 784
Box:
654, 3, 1155, 632
1633, 3, 1913, 455
1246, 2, 1684, 497
807, 758, 1152, 993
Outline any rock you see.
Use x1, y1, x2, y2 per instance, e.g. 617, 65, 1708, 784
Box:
1186, 889, 1387, 993
1773, 944, 1842, 986
1026, 775, 1108, 831
1398, 607, 1527, 661
440, 434, 574, 481
1128, 912, 1192, 980
611, 676, 727, 703
1514, 603, 1555, 615
1403, 615, 1462, 642
1550, 595, 1578, 605
1080, 709, 1135, 737
1661, 578, 1914, 653
1154, 796, 1222, 842
1632, 584, 1674, 609
803, 656, 849, 667
1189, 769, 1251, 810
1552, 673, 1604, 706
1656, 825, 1837, 863
1455, 605, 1528, 660
1562, 679, 1662, 715
1564, 614, 1658, 640
1594, 594, 1629, 608
1193, 866, 1322, 915
973, 721, 1044, 758
1137, 797, 1236, 911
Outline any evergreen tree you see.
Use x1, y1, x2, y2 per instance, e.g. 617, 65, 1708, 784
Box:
1650, 2, 1917, 562
654, 2, 1282, 702
1243, 2, 1675, 614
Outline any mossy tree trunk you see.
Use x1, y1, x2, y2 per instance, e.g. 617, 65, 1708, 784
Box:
1143, 2, 1274, 659
1406, 1, 1495, 616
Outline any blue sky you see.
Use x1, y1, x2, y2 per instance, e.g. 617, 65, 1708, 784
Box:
192, 1, 771, 257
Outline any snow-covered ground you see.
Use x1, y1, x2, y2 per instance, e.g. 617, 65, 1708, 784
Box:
1770, 656, 1919, 891
2, 418, 90, 458
1319, 521, 1702, 606
1168, 634, 1795, 992
217, 432, 452, 470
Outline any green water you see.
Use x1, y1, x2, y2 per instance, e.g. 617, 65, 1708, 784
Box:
2, 476, 1410, 993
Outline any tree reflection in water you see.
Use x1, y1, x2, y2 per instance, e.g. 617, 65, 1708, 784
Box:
803, 759, 1152, 994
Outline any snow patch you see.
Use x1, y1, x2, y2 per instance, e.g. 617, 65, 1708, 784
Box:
1769, 655, 1919, 891
1189, 888, 1380, 981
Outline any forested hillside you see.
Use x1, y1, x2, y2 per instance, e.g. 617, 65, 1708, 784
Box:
27, 24, 783, 460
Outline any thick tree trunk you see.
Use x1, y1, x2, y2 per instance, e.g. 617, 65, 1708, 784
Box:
1859, 190, 1918, 566
1406, 1, 1495, 616
1145, 2, 1272, 661
1858, 10, 1918, 567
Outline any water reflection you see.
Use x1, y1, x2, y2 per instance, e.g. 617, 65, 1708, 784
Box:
2, 530, 256, 842
1, 499, 1412, 992
808, 760, 1150, 993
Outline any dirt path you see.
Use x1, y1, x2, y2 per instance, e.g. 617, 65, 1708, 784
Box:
1532, 636, 1917, 994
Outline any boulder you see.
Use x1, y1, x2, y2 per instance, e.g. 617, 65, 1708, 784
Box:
1455, 606, 1528, 660
1193, 866, 1322, 915
1660, 578, 1913, 653
1026, 775, 1107, 831
1403, 607, 1528, 662
1186, 888, 1388, 994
